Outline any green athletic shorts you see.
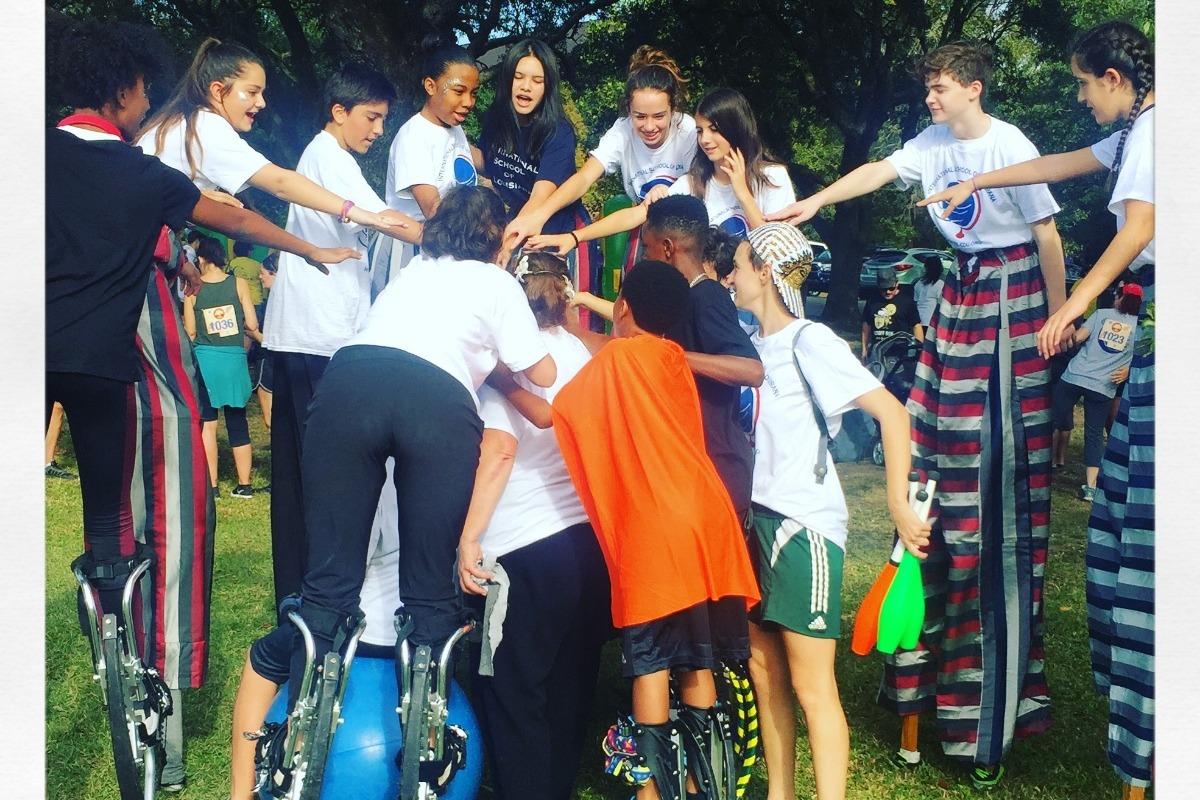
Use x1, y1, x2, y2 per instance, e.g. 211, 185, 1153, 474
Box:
746, 504, 844, 639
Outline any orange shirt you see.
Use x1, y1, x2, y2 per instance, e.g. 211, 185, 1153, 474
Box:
552, 334, 760, 628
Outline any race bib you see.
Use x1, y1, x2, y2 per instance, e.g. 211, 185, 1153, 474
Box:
202, 304, 239, 338
1097, 318, 1131, 354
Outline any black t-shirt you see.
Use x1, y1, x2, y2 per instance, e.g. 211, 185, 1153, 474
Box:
480, 118, 585, 235
862, 293, 921, 346
666, 277, 761, 514
46, 128, 200, 382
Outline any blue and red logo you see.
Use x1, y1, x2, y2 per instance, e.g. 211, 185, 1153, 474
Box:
937, 179, 981, 239
453, 155, 478, 186
719, 214, 750, 240
637, 176, 676, 199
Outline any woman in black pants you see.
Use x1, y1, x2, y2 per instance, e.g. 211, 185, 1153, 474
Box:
239, 185, 556, 720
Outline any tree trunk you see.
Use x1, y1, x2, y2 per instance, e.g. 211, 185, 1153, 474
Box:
822, 131, 876, 333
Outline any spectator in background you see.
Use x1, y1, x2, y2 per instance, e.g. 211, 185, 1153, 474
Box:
861, 266, 923, 362
1051, 282, 1141, 501
45, 402, 75, 479
912, 253, 945, 333
253, 253, 277, 431
183, 236, 263, 499
228, 240, 265, 311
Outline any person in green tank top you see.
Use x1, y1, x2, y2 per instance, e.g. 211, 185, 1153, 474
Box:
183, 236, 262, 498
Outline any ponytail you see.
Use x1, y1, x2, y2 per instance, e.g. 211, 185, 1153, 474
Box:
1071, 21, 1154, 187
621, 45, 689, 115
138, 37, 263, 181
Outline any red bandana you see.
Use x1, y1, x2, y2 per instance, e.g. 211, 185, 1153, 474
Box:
57, 113, 125, 140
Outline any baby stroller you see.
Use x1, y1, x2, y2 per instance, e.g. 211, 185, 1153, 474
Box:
863, 332, 923, 466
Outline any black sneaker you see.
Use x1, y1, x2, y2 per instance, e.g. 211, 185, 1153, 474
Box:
231, 484, 254, 499
45, 461, 76, 480
211, 486, 221, 500
159, 777, 186, 793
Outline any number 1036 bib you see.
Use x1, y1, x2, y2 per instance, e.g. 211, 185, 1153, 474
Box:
202, 304, 240, 337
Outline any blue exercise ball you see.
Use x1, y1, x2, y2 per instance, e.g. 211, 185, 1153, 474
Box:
261, 655, 483, 799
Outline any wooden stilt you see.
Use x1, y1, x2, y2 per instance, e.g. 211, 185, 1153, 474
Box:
900, 713, 919, 751
1122, 784, 1145, 800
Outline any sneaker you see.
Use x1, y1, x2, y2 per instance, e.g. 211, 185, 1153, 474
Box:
970, 763, 1004, 790
1079, 484, 1096, 502
231, 484, 254, 499
45, 461, 76, 480
891, 748, 921, 769
159, 777, 186, 793
211, 486, 221, 500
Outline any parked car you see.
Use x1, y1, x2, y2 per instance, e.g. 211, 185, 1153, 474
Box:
859, 247, 955, 294
807, 249, 832, 295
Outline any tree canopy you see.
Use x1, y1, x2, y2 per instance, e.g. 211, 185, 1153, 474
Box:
48, 0, 1153, 327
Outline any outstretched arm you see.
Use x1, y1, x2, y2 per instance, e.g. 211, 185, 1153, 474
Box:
526, 204, 649, 255
1037, 199, 1153, 358
684, 352, 765, 388
919, 148, 1107, 218
247, 163, 413, 235
505, 157, 607, 245
766, 160, 899, 226
189, 195, 360, 275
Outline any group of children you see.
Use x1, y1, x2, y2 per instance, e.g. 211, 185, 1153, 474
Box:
47, 13, 1154, 800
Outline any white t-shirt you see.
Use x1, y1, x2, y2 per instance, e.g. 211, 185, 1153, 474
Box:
1091, 107, 1155, 269
385, 113, 478, 220
264, 131, 388, 356
668, 164, 796, 238
137, 109, 270, 193
913, 278, 945, 326
885, 117, 1060, 253
378, 113, 479, 287
590, 113, 697, 200
749, 320, 882, 550
476, 327, 592, 558
347, 254, 548, 409
360, 458, 402, 646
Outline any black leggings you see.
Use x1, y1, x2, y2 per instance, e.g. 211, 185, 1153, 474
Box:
202, 403, 250, 447
46, 372, 132, 563
250, 346, 482, 691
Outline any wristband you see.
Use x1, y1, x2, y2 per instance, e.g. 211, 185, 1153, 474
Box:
970, 177, 979, 194
339, 200, 355, 224
569, 230, 580, 248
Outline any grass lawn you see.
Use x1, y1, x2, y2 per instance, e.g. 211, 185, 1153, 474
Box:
45, 397, 1142, 799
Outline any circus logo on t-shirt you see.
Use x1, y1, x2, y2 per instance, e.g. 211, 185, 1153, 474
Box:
637, 175, 676, 199
937, 179, 982, 239
453, 155, 478, 186
719, 213, 750, 240
1097, 318, 1131, 354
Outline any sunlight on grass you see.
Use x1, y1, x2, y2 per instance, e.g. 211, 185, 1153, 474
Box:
45, 399, 1141, 798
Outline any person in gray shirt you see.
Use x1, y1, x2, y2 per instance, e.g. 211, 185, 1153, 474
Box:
1051, 282, 1142, 500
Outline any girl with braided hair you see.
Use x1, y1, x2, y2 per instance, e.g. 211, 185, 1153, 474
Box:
920, 20, 1155, 797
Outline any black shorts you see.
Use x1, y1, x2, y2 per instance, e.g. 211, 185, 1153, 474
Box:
252, 349, 275, 393
619, 596, 749, 678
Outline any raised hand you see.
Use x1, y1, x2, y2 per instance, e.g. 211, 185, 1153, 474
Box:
720, 147, 750, 196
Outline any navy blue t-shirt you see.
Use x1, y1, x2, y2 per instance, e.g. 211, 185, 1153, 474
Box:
481, 118, 585, 235
666, 277, 761, 514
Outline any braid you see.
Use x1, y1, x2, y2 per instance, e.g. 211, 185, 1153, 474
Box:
1071, 21, 1154, 187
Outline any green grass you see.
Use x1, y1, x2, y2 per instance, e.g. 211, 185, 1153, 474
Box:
46, 399, 1140, 799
